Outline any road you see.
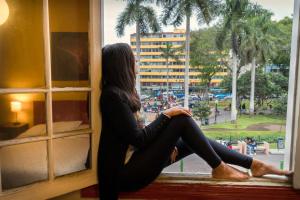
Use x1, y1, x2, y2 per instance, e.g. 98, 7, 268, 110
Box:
163, 152, 285, 173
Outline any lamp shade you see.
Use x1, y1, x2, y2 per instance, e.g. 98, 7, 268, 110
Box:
0, 0, 9, 25
11, 101, 22, 112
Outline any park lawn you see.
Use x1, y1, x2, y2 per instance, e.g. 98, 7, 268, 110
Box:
203, 130, 285, 141
204, 115, 285, 130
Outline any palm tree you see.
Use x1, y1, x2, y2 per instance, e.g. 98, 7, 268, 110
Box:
216, 0, 252, 123
241, 9, 276, 115
116, 0, 161, 96
159, 43, 182, 100
158, 0, 221, 108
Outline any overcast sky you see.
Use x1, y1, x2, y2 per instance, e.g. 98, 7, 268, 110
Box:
103, 0, 294, 45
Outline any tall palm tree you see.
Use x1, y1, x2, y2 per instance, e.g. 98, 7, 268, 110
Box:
158, 0, 221, 108
159, 43, 181, 100
116, 0, 161, 96
241, 9, 276, 115
216, 0, 252, 123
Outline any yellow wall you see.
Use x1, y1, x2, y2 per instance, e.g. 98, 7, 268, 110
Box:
140, 79, 223, 84
131, 45, 183, 49
140, 72, 201, 76
130, 37, 185, 42
0, 0, 89, 126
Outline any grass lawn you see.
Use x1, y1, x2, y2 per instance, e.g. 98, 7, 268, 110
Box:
204, 130, 285, 142
204, 115, 285, 130
201, 115, 286, 144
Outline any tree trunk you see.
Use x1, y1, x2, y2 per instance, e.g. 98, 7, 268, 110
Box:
231, 52, 238, 123
184, 15, 190, 109
166, 59, 169, 101
206, 83, 209, 103
250, 57, 256, 115
136, 23, 141, 96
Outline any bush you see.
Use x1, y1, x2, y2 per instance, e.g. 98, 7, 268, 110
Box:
192, 101, 211, 123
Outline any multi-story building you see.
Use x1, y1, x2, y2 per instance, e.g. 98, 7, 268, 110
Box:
130, 29, 227, 92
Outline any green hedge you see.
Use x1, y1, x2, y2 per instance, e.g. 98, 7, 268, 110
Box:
204, 130, 285, 143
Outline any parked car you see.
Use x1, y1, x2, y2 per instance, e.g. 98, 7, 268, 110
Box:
189, 94, 201, 100
140, 94, 150, 101
215, 93, 231, 100
224, 95, 232, 100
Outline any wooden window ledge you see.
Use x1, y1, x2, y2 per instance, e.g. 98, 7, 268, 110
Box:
81, 173, 300, 199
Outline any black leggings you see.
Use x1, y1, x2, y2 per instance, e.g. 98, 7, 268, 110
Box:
118, 115, 253, 191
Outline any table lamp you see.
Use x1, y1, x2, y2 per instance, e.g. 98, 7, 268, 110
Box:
11, 101, 22, 124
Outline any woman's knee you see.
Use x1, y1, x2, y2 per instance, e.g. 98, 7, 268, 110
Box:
170, 114, 193, 126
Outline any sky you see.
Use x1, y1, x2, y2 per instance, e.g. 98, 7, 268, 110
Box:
103, 0, 294, 45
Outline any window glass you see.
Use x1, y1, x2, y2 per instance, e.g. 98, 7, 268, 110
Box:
52, 92, 90, 134
0, 0, 45, 88
53, 134, 91, 177
104, 0, 294, 174
49, 0, 90, 88
0, 93, 46, 140
0, 141, 48, 190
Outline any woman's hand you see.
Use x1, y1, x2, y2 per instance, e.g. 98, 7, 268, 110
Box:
163, 106, 192, 118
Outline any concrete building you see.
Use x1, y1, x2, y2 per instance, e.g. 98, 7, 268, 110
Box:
130, 29, 226, 92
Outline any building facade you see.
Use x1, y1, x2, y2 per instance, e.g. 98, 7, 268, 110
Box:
130, 29, 226, 92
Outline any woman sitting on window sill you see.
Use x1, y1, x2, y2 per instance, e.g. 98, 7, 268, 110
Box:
98, 43, 292, 200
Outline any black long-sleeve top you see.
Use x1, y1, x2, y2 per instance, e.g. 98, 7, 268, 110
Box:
98, 86, 171, 200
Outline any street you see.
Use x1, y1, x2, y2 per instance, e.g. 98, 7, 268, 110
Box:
163, 152, 285, 173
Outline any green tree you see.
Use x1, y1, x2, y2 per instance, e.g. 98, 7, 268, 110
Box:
116, 0, 161, 95
270, 17, 293, 77
159, 43, 182, 100
216, 0, 257, 122
192, 101, 211, 125
241, 9, 276, 115
190, 27, 226, 99
273, 94, 288, 116
159, 0, 221, 108
221, 70, 288, 108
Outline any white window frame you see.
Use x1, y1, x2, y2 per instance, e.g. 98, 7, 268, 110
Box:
290, 0, 300, 189
0, 0, 101, 199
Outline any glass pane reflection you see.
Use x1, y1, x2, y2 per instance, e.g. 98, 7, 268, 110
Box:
54, 134, 90, 177
0, 0, 45, 88
0, 93, 47, 140
49, 0, 90, 87
0, 141, 48, 190
52, 92, 90, 134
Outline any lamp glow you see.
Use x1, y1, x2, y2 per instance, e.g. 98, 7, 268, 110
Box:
11, 101, 22, 112
0, 0, 9, 26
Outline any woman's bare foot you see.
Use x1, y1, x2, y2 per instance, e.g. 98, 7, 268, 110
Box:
250, 159, 292, 177
212, 162, 249, 181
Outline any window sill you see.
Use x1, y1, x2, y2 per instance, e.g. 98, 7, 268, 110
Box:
157, 172, 292, 187
81, 173, 300, 199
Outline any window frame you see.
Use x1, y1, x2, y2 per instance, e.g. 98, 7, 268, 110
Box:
0, 0, 101, 199
291, 0, 300, 189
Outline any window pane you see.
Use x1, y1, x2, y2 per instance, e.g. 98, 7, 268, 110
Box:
52, 92, 90, 134
49, 0, 90, 87
53, 134, 90, 177
0, 141, 48, 190
0, 93, 47, 141
0, 0, 45, 88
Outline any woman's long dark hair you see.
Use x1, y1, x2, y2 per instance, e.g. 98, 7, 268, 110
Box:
102, 43, 141, 112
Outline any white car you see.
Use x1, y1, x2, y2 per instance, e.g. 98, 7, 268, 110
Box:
140, 94, 150, 100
